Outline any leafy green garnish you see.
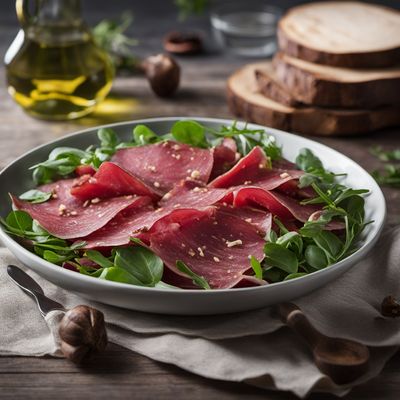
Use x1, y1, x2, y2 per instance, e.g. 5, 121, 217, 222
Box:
174, 0, 208, 20
370, 146, 400, 188
19, 189, 52, 204
92, 12, 139, 72
250, 256, 263, 279
171, 120, 208, 148
176, 260, 210, 290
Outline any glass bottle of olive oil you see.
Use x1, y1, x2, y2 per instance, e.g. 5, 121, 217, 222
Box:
5, 0, 114, 120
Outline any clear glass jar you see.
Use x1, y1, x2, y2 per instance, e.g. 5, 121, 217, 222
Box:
4, 0, 114, 120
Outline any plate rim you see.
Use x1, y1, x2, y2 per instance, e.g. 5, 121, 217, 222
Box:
0, 116, 387, 294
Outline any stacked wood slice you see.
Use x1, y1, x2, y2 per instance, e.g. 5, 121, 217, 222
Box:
227, 1, 400, 136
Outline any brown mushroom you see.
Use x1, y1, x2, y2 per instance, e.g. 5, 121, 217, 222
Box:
164, 31, 203, 55
381, 295, 400, 318
141, 54, 180, 98
58, 305, 108, 363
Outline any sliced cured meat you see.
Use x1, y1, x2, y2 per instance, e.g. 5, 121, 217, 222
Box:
234, 188, 345, 230
140, 207, 265, 289
75, 165, 96, 176
80, 196, 156, 249
71, 162, 158, 201
209, 146, 268, 188
217, 205, 272, 236
233, 187, 322, 221
209, 146, 303, 191
160, 180, 232, 209
160, 181, 271, 235
111, 141, 214, 195
12, 179, 141, 239
210, 137, 238, 180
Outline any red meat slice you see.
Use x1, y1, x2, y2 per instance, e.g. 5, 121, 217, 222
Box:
160, 181, 271, 234
80, 196, 157, 249
233, 187, 344, 230
71, 162, 159, 201
209, 146, 303, 191
217, 205, 272, 236
12, 179, 141, 239
233, 187, 320, 221
111, 141, 214, 195
210, 138, 238, 180
139, 207, 266, 289
160, 179, 233, 209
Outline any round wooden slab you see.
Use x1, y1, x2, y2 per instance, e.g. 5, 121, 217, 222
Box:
227, 62, 400, 137
278, 1, 400, 68
273, 52, 400, 108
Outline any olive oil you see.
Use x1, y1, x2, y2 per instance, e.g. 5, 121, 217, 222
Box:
5, 0, 114, 120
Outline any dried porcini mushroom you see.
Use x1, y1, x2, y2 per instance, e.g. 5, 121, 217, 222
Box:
163, 31, 203, 55
58, 305, 108, 363
381, 295, 400, 318
141, 54, 180, 98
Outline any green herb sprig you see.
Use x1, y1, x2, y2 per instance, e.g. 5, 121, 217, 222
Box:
370, 146, 400, 188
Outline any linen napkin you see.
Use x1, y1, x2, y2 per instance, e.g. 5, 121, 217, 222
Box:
1, 226, 400, 398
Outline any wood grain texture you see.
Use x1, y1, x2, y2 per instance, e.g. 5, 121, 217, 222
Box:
228, 62, 400, 136
272, 53, 400, 108
1, 4, 400, 398
277, 1, 400, 68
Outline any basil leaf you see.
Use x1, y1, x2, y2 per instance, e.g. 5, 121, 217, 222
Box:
250, 256, 263, 279
99, 267, 143, 285
5, 211, 33, 232
85, 250, 114, 269
284, 272, 308, 281
114, 247, 163, 286
313, 231, 343, 260
176, 260, 210, 290
48, 147, 88, 161
296, 148, 323, 171
133, 125, 159, 145
98, 128, 118, 148
263, 243, 298, 274
263, 267, 286, 283
19, 190, 52, 204
305, 245, 328, 269
43, 250, 72, 264
171, 120, 207, 148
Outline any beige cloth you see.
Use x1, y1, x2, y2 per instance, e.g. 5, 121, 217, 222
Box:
1, 226, 400, 398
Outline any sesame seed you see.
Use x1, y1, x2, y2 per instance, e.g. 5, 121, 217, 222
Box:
52, 193, 58, 199
280, 172, 290, 179
148, 165, 156, 172
259, 163, 265, 169
192, 187, 201, 192
190, 157, 194, 161
244, 180, 252, 185
58, 204, 67, 215
228, 255, 234, 260
188, 249, 196, 257
213, 257, 220, 263
83, 200, 90, 207
173, 144, 180, 151
186, 169, 192, 173
173, 204, 181, 208
197, 247, 205, 257
226, 239, 243, 248
125, 195, 133, 199
181, 243, 186, 248
190, 170, 200, 179
154, 182, 160, 188
245, 218, 252, 223
163, 193, 172, 200
213, 221, 218, 225
91, 198, 100, 204
70, 211, 78, 216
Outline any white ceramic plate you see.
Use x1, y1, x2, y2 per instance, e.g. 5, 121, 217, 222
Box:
0, 118, 386, 315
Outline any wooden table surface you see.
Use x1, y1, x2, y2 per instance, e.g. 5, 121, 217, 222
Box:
1, 1, 399, 398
